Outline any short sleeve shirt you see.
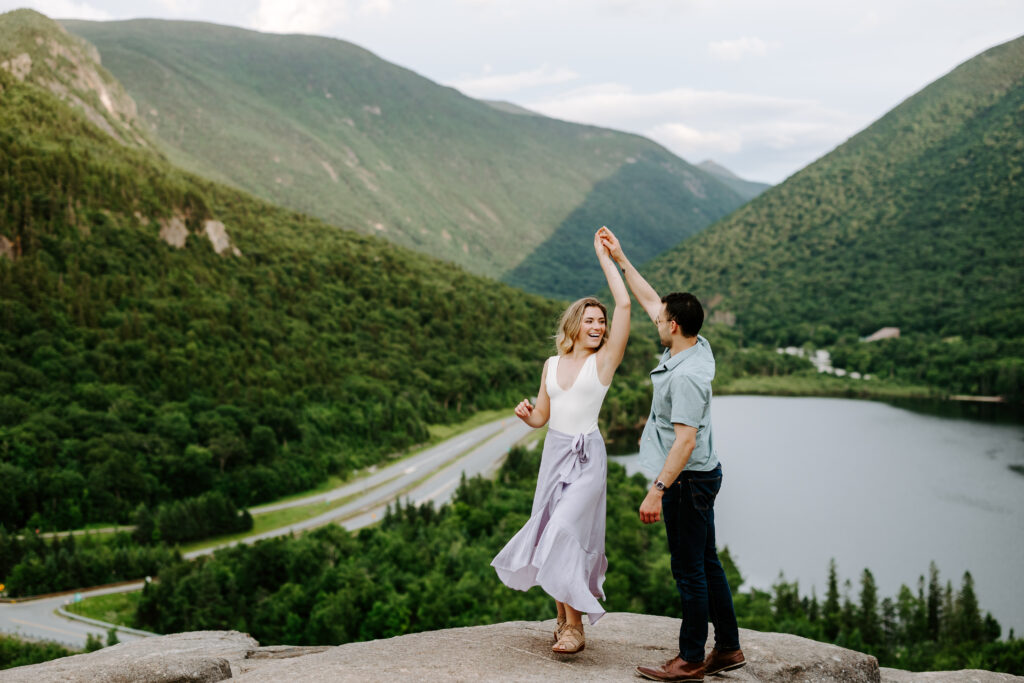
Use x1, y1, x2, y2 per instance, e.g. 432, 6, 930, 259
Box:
638, 335, 719, 479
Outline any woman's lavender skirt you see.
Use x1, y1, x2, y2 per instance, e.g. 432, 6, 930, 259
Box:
491, 428, 608, 624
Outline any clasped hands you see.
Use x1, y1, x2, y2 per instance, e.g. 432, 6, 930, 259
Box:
595, 226, 624, 262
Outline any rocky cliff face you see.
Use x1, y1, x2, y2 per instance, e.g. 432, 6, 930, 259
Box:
5, 613, 1021, 682
0, 9, 149, 147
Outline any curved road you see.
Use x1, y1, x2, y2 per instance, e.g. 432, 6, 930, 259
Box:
0, 416, 533, 648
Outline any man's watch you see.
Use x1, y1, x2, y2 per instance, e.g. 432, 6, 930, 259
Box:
654, 480, 668, 492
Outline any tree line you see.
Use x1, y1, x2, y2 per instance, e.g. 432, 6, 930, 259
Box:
0, 527, 177, 597
128, 448, 1023, 674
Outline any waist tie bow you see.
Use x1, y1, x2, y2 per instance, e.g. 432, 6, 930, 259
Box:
557, 432, 589, 485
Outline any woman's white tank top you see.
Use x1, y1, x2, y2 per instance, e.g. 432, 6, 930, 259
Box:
546, 353, 609, 435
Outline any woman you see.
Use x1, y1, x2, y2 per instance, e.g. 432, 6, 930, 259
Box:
491, 226, 630, 654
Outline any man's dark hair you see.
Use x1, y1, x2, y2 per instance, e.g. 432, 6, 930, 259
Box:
662, 292, 704, 337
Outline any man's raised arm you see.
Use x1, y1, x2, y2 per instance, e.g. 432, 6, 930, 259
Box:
598, 227, 662, 324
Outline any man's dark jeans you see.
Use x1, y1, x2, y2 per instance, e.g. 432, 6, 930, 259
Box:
661, 464, 740, 663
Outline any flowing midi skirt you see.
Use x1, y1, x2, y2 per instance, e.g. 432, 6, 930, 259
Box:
490, 428, 608, 624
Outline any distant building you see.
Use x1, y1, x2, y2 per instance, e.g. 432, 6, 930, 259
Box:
862, 327, 900, 343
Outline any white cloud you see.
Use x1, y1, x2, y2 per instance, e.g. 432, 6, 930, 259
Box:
851, 10, 881, 34
359, 0, 393, 16
651, 122, 743, 155
250, 0, 390, 34
12, 0, 112, 19
450, 64, 580, 97
527, 83, 863, 181
251, 0, 343, 34
528, 84, 847, 128
708, 36, 780, 61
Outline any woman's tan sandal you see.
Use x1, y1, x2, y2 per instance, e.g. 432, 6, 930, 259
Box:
553, 616, 566, 643
552, 624, 585, 654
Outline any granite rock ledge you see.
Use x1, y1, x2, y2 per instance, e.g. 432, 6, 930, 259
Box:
4, 612, 1022, 682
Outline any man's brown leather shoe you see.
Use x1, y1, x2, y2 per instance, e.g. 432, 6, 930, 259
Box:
635, 656, 704, 682
703, 648, 746, 675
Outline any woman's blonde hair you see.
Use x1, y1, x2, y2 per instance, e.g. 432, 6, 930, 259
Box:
555, 297, 608, 355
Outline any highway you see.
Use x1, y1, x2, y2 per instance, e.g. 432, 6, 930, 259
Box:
0, 582, 150, 649
0, 415, 534, 648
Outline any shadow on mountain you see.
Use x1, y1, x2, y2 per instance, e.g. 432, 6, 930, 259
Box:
502, 152, 741, 300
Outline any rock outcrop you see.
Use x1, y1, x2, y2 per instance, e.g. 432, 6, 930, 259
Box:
1, 630, 257, 683
0, 9, 148, 147
5, 613, 1021, 682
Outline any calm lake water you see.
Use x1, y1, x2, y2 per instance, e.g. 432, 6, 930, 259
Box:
609, 396, 1024, 636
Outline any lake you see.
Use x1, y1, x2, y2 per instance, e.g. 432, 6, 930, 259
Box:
609, 395, 1024, 636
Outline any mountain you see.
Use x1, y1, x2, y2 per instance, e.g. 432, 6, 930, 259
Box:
0, 9, 563, 531
644, 36, 1024, 349
482, 99, 542, 117
0, 9, 147, 146
61, 18, 748, 299
697, 160, 771, 200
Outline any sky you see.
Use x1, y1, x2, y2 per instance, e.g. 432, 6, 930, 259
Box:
4, 0, 1022, 183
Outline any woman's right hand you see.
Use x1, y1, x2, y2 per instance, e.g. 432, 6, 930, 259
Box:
598, 226, 624, 263
514, 398, 534, 422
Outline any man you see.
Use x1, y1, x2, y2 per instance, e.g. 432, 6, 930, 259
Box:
598, 227, 745, 682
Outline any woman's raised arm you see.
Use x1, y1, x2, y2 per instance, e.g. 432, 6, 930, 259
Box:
595, 227, 630, 385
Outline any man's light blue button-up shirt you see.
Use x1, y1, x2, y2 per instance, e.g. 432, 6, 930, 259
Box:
638, 335, 719, 479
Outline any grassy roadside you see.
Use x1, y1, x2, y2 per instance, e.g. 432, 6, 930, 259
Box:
425, 408, 510, 443
180, 409, 514, 554
63, 592, 142, 630
717, 373, 939, 400
252, 409, 511, 509
254, 408, 510, 509
32, 409, 514, 539
178, 492, 365, 554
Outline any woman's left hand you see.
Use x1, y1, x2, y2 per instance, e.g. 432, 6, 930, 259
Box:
594, 228, 611, 260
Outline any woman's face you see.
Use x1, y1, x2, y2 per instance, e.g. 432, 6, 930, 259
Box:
575, 306, 607, 349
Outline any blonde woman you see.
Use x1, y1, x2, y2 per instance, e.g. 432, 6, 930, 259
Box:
491, 226, 630, 654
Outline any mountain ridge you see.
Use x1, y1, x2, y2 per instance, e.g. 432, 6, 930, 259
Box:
643, 35, 1024, 343
697, 159, 771, 200
62, 16, 748, 298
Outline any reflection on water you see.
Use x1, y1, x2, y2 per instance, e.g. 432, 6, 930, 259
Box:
880, 396, 1024, 425
606, 395, 1024, 636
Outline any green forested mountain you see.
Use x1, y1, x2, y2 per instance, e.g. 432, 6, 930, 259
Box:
0, 10, 566, 531
60, 16, 747, 299
644, 37, 1024, 396
697, 160, 771, 201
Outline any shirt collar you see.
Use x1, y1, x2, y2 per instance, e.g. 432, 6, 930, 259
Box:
652, 335, 706, 373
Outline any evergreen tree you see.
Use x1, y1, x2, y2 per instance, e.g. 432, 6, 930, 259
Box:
859, 568, 881, 646
927, 561, 942, 640
940, 581, 956, 645
807, 587, 820, 623
880, 597, 898, 645
824, 558, 841, 640
131, 503, 156, 545
955, 572, 984, 643
840, 579, 858, 642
